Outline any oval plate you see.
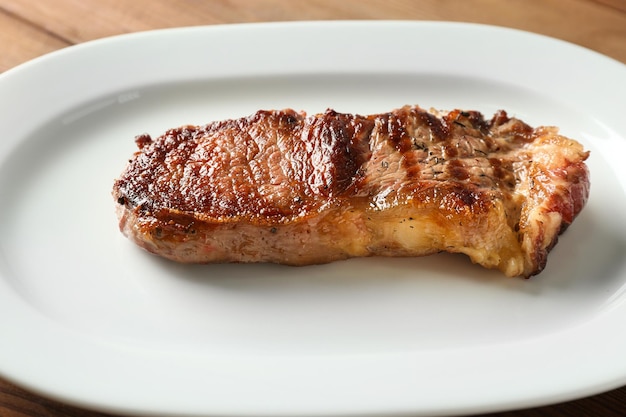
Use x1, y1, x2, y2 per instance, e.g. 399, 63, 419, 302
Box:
0, 21, 625, 417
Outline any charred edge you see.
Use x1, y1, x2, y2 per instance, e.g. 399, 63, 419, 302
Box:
417, 110, 449, 141
134, 133, 153, 149
464, 111, 490, 133
489, 110, 510, 128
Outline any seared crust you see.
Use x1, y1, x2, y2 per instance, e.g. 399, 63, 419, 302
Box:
113, 106, 590, 277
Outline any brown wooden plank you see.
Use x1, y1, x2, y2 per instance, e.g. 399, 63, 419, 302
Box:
0, 379, 113, 417
1, 0, 625, 68
2, 374, 626, 417
0, 8, 69, 73
593, 0, 626, 13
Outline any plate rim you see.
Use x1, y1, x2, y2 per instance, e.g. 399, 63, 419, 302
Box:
1, 20, 626, 417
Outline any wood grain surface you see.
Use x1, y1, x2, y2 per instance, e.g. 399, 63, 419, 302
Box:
0, 1, 625, 416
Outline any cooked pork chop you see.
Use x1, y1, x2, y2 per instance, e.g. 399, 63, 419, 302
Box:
113, 106, 590, 277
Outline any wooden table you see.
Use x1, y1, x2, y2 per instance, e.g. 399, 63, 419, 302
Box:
0, 1, 624, 416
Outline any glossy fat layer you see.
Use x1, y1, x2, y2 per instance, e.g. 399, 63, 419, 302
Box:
113, 106, 590, 277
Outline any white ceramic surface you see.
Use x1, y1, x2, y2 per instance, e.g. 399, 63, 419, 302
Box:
0, 21, 625, 417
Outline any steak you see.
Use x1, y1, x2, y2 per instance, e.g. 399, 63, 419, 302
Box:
113, 106, 590, 277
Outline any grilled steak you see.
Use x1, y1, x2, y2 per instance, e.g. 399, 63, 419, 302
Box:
113, 106, 590, 277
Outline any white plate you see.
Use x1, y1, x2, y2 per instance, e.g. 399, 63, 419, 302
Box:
0, 21, 625, 417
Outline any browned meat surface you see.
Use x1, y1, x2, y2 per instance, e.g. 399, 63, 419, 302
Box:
113, 106, 590, 277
